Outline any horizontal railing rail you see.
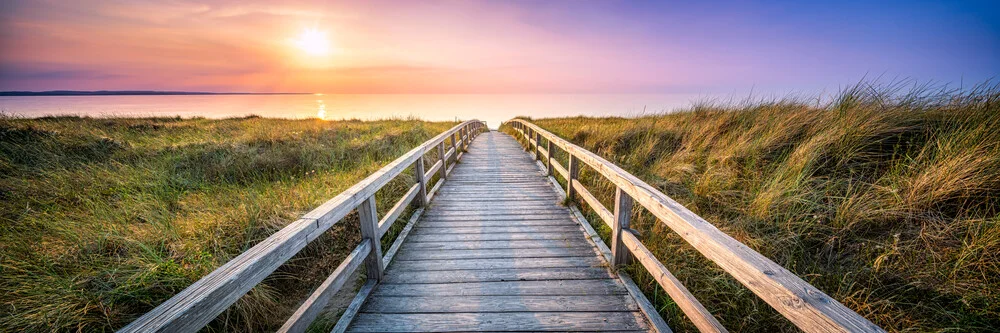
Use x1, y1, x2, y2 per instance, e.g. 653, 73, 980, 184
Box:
505, 119, 883, 333
119, 120, 487, 333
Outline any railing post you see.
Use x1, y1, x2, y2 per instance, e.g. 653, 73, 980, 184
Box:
611, 187, 633, 267
534, 132, 541, 161
545, 139, 554, 176
525, 127, 532, 151
357, 196, 383, 281
567, 155, 579, 200
413, 159, 428, 207
438, 141, 448, 179
463, 126, 469, 150
451, 131, 458, 158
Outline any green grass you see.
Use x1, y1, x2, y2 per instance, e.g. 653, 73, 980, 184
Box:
503, 81, 1000, 332
0, 115, 456, 332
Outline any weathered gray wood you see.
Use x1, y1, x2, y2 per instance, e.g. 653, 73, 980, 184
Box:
348, 312, 648, 332
395, 246, 596, 260
278, 241, 370, 333
401, 238, 591, 251
357, 196, 384, 281
341, 131, 653, 332
406, 231, 585, 242
418, 213, 574, 222
381, 207, 423, 269
571, 204, 673, 333
411, 160, 427, 207
118, 120, 485, 333
409, 225, 582, 235
510, 120, 884, 333
573, 181, 615, 227
331, 279, 376, 333
381, 267, 614, 284
424, 178, 444, 203
417, 219, 575, 228
437, 142, 448, 180
524, 136, 674, 333
536, 131, 544, 161
551, 158, 569, 180
546, 139, 554, 176
623, 232, 726, 333
373, 279, 628, 297
388, 256, 605, 271
425, 159, 442, 182
612, 188, 634, 267
376, 183, 419, 237
567, 154, 580, 200
362, 294, 636, 312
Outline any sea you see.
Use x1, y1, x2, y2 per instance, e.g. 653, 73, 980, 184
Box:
0, 93, 718, 128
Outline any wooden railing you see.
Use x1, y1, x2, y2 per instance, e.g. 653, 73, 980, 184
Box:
119, 120, 487, 333
505, 119, 884, 333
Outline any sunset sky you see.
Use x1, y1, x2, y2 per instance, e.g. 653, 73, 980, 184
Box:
1, 0, 998, 94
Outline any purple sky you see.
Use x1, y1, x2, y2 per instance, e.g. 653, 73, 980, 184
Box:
1, 0, 997, 94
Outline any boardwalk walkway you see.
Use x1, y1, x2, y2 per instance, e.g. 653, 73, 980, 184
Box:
346, 132, 651, 332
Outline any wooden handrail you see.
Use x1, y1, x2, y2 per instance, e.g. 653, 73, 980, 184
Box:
506, 119, 883, 333
119, 120, 487, 333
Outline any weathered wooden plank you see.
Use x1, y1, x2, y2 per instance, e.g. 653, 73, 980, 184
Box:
381, 267, 614, 284
372, 279, 627, 297
388, 256, 605, 271
401, 238, 591, 251
331, 279, 376, 333
376, 183, 419, 237
409, 225, 582, 235
406, 231, 585, 242
417, 219, 576, 228
381, 207, 423, 269
394, 246, 596, 260
424, 159, 442, 181
119, 120, 485, 333
567, 154, 580, 200
567, 204, 672, 333
347, 312, 648, 332
424, 201, 564, 207
357, 196, 384, 281
418, 214, 576, 222
623, 232, 726, 333
573, 181, 615, 228
411, 159, 427, 207
421, 209, 571, 216
611, 188, 634, 267
511, 120, 883, 333
278, 242, 370, 333
362, 295, 637, 313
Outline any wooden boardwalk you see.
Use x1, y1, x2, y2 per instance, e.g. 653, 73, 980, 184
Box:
346, 132, 651, 332
121, 120, 882, 333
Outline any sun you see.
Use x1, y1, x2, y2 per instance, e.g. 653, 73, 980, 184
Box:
294, 28, 330, 56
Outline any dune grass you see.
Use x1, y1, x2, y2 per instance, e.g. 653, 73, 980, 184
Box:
0, 115, 456, 332
503, 81, 1000, 332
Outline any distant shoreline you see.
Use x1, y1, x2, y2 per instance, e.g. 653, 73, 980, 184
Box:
0, 91, 310, 96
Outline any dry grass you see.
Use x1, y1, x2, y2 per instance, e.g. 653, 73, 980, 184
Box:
0, 115, 456, 332
504, 81, 1000, 332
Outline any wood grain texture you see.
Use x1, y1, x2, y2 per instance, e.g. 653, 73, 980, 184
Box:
363, 295, 638, 313
119, 121, 485, 333
348, 312, 649, 332
345, 132, 651, 332
623, 232, 727, 333
331, 279, 376, 333
509, 119, 883, 333
278, 242, 370, 333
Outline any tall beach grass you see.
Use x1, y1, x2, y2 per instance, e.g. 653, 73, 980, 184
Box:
504, 81, 999, 332
0, 115, 455, 331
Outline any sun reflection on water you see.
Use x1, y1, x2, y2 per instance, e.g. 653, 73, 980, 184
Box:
316, 99, 326, 120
